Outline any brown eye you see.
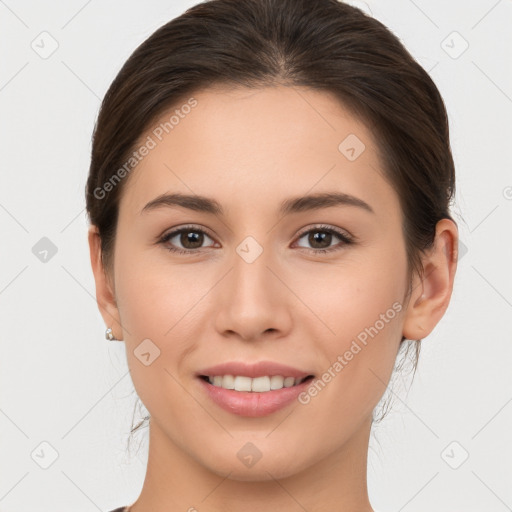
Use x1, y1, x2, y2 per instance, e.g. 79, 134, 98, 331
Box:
160, 226, 216, 254
295, 225, 354, 254
159, 224, 354, 256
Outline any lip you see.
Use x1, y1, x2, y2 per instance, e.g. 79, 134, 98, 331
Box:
196, 360, 313, 379
197, 375, 314, 417
196, 360, 315, 417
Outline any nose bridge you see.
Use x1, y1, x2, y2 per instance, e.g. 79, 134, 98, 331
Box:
231, 234, 278, 308
214, 234, 292, 340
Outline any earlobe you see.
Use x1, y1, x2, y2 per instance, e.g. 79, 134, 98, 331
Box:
402, 218, 458, 341
88, 226, 123, 340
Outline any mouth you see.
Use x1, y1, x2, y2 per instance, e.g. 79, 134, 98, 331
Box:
198, 374, 315, 392
195, 361, 316, 416
197, 373, 316, 417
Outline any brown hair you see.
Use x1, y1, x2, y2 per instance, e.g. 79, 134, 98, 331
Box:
85, 0, 456, 435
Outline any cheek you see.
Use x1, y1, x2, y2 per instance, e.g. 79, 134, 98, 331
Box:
113, 258, 202, 421
293, 280, 404, 436
114, 230, 197, 336
293, 248, 406, 393
113, 247, 213, 378
294, 251, 406, 341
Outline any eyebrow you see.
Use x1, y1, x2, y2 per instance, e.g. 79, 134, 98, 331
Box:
140, 191, 375, 216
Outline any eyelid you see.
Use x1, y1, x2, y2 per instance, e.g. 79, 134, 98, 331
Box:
159, 223, 352, 241
158, 223, 354, 254
158, 224, 217, 249
292, 224, 354, 251
159, 223, 215, 240
295, 223, 352, 240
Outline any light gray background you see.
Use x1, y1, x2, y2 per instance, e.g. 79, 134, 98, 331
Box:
1, 0, 511, 511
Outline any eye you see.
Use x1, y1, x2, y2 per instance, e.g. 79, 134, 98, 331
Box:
293, 224, 354, 254
158, 223, 354, 255
159, 225, 216, 255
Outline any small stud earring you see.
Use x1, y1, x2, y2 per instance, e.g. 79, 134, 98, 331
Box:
105, 327, 117, 341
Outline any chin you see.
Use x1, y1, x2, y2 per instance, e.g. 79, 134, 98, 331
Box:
197, 448, 310, 482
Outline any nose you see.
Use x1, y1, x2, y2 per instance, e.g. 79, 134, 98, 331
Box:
213, 247, 293, 342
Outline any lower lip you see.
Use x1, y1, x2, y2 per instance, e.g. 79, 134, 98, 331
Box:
197, 377, 314, 417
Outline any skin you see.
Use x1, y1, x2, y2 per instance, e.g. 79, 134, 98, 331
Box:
89, 85, 458, 512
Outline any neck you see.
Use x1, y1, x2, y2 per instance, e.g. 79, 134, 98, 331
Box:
129, 416, 375, 512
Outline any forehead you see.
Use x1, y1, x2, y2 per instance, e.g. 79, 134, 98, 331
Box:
119, 85, 401, 223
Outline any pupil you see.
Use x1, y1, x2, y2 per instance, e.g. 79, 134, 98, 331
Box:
181, 231, 203, 249
311, 231, 330, 248
178, 230, 332, 250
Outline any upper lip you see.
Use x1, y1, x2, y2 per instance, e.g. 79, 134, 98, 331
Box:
197, 361, 314, 379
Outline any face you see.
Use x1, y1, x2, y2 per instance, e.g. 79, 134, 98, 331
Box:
106, 85, 412, 480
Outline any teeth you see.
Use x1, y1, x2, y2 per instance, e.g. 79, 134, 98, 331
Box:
234, 375, 252, 392
206, 374, 307, 392
251, 376, 270, 392
270, 375, 284, 389
222, 374, 235, 389
284, 376, 295, 387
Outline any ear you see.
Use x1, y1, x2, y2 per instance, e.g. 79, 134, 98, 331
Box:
88, 225, 123, 341
402, 218, 459, 341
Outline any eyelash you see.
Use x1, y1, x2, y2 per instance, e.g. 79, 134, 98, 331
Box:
158, 224, 354, 256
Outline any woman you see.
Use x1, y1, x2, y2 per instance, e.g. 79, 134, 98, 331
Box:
86, 0, 458, 510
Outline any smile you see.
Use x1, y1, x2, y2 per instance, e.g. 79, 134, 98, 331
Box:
200, 374, 313, 392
